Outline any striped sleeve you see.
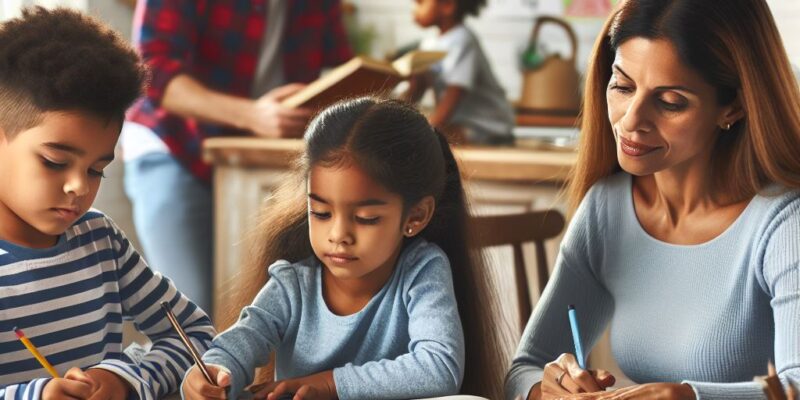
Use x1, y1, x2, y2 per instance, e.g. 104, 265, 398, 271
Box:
0, 378, 49, 400
92, 217, 215, 400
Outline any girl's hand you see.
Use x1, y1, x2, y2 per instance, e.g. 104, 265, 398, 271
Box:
181, 364, 231, 400
83, 369, 131, 400
535, 353, 615, 399
43, 368, 95, 400
262, 370, 337, 400
545, 383, 696, 399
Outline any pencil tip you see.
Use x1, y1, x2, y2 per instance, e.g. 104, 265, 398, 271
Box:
768, 360, 777, 376
568, 304, 575, 310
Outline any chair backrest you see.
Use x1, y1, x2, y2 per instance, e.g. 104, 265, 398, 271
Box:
469, 210, 565, 334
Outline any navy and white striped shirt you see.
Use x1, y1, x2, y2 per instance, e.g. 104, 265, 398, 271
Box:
0, 210, 216, 400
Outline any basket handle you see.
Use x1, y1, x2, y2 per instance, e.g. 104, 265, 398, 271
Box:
528, 16, 579, 66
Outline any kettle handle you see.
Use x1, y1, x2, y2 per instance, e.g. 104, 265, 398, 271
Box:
528, 16, 579, 66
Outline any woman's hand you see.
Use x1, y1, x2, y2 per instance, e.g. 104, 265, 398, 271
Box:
537, 353, 616, 398
544, 382, 696, 399
181, 365, 231, 400
259, 370, 337, 400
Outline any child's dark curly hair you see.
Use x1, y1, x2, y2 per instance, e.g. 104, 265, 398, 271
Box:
0, 7, 146, 137
455, 0, 487, 20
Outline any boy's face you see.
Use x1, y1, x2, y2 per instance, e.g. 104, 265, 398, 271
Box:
0, 111, 119, 248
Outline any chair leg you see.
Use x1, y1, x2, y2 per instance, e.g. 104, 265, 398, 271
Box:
513, 244, 533, 334
535, 241, 550, 295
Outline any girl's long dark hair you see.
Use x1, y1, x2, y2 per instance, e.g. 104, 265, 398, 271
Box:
226, 97, 510, 397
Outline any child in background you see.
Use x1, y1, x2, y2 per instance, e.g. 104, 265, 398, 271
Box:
182, 98, 507, 400
406, 0, 516, 145
0, 8, 215, 400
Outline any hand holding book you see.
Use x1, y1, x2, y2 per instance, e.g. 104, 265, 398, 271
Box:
280, 51, 446, 110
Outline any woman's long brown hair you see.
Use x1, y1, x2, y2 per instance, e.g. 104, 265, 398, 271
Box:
569, 0, 800, 211
223, 98, 511, 398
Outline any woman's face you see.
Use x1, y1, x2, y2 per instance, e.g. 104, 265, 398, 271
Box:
606, 37, 737, 177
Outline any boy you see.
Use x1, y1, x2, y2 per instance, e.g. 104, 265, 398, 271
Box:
0, 7, 215, 400
407, 0, 516, 145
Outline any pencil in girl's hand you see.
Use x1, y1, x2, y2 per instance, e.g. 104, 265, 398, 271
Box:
758, 361, 793, 400
14, 327, 60, 378
160, 301, 216, 385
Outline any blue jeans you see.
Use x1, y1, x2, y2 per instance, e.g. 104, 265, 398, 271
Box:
124, 153, 213, 315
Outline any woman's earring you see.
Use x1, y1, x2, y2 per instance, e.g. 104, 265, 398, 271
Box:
406, 227, 413, 235
724, 122, 732, 131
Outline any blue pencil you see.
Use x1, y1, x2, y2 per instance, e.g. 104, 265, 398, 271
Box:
568, 304, 586, 369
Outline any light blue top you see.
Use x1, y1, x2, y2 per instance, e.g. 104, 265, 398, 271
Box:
200, 238, 465, 400
506, 173, 800, 400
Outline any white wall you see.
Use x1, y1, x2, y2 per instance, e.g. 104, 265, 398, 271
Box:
349, 0, 606, 102
769, 0, 800, 67
350, 0, 800, 102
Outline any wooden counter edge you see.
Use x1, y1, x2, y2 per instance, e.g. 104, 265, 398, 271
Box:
203, 137, 576, 183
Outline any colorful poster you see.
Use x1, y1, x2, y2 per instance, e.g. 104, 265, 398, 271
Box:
563, 0, 617, 18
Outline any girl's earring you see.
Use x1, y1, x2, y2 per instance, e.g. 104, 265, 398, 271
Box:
406, 227, 413, 235
723, 122, 732, 131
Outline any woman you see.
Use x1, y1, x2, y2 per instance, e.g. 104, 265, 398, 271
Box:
506, 1, 800, 399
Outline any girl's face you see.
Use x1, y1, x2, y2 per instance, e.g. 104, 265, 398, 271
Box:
307, 163, 409, 283
0, 111, 117, 248
607, 38, 739, 177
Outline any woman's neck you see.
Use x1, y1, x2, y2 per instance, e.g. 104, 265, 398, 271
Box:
646, 169, 715, 222
633, 164, 751, 244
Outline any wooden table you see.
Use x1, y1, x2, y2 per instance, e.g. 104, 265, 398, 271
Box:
204, 137, 576, 327
204, 137, 576, 182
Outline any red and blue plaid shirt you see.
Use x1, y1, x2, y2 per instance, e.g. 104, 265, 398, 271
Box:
127, 0, 352, 181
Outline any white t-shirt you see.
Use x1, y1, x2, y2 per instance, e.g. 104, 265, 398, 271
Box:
420, 24, 515, 143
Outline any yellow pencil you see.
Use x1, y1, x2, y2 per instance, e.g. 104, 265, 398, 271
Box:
14, 327, 59, 378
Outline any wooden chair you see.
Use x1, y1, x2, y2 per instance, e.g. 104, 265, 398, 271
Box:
469, 210, 566, 333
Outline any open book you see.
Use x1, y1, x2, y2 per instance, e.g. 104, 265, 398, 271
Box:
281, 50, 446, 110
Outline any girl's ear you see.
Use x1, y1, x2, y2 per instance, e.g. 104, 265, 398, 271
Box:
403, 196, 436, 237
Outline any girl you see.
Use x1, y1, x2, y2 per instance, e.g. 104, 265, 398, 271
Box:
183, 98, 507, 400
506, 0, 800, 399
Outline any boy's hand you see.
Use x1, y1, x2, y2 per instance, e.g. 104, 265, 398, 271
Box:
182, 365, 230, 400
261, 370, 337, 400
84, 369, 131, 400
43, 368, 95, 400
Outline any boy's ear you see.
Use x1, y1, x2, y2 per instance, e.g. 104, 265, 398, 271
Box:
403, 196, 436, 237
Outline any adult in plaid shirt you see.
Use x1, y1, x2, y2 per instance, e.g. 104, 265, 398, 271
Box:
123, 0, 353, 315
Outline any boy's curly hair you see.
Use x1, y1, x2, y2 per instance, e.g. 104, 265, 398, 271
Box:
0, 7, 146, 137
455, 0, 487, 20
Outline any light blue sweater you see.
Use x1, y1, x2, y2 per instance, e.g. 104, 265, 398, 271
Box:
201, 238, 465, 400
506, 173, 800, 400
